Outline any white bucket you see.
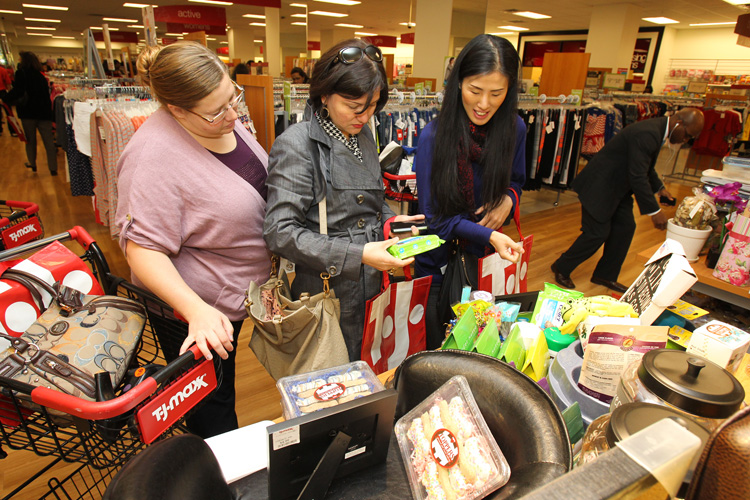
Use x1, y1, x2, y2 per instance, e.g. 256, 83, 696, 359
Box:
666, 219, 712, 262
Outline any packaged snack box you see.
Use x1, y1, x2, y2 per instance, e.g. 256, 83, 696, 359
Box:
686, 320, 750, 373
276, 361, 385, 419
395, 375, 511, 500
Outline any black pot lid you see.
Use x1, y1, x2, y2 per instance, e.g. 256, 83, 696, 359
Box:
605, 402, 711, 447
637, 349, 745, 419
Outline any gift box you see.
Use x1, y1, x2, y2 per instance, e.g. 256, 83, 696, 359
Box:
712, 214, 750, 287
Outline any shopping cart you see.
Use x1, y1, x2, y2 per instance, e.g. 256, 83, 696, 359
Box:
0, 200, 44, 251
0, 228, 221, 498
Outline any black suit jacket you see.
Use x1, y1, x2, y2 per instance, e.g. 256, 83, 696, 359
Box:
573, 116, 667, 223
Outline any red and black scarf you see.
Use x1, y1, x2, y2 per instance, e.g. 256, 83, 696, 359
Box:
457, 122, 487, 213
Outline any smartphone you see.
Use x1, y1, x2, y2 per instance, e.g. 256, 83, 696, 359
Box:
659, 195, 676, 206
390, 221, 429, 235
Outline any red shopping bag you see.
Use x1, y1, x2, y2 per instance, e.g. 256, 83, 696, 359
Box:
0, 241, 104, 336
478, 191, 533, 296
362, 267, 432, 375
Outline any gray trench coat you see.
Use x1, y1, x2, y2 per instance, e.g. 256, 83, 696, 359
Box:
263, 116, 396, 361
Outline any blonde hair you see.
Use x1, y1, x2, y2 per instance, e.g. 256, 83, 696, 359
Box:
137, 41, 228, 109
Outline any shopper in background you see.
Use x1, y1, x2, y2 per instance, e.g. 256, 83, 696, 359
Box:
551, 108, 705, 292
264, 39, 423, 361
290, 66, 309, 84
116, 41, 270, 438
0, 64, 12, 136
414, 34, 526, 349
2, 51, 57, 175
443, 56, 454, 86
231, 62, 250, 81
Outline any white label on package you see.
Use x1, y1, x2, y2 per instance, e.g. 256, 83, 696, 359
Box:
272, 425, 300, 450
344, 446, 367, 460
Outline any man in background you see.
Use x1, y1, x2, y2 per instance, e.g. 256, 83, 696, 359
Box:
551, 108, 705, 292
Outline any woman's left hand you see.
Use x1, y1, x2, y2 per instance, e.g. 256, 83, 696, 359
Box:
489, 231, 523, 263
476, 197, 513, 231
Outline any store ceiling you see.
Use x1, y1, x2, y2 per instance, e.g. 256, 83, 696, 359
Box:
0, 0, 748, 49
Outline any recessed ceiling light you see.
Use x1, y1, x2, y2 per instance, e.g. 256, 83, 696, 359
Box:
220, 41, 228, 44
27, 32, 53, 36
52, 35, 76, 39
499, 25, 528, 31
689, 21, 737, 26
206, 37, 216, 40
490, 32, 514, 36
399, 22, 415, 27
22, 4, 69, 10
26, 26, 56, 30
249, 22, 266, 26
90, 26, 120, 31
254, 39, 263, 42
25, 17, 61, 22
103, 17, 139, 23
165, 33, 184, 36
309, 10, 348, 17
722, 0, 750, 4
642, 17, 679, 24
243, 14, 265, 19
124, 3, 159, 7
290, 3, 307, 7
334, 23, 363, 28
513, 11, 550, 19
127, 25, 145, 28
291, 13, 306, 17
188, 0, 232, 5
0, 9, 23, 14
355, 31, 377, 36
313, 0, 360, 5
291, 22, 307, 25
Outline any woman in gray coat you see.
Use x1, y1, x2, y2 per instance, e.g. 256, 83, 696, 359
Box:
264, 39, 423, 361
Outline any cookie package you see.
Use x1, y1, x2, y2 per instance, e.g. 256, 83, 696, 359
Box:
395, 375, 511, 500
276, 361, 386, 420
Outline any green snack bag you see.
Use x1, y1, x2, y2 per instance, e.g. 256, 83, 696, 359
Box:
442, 306, 478, 350
387, 235, 445, 259
531, 282, 584, 329
472, 318, 501, 357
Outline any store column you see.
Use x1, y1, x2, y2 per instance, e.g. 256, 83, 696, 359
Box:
229, 28, 256, 63
413, 0, 453, 91
265, 7, 281, 77
319, 28, 356, 54
585, 4, 642, 75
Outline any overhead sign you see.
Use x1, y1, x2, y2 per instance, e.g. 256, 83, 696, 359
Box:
166, 22, 226, 36
362, 35, 397, 48
734, 13, 750, 37
154, 5, 226, 27
93, 31, 139, 44
217, 46, 229, 55
400, 32, 414, 44
307, 40, 320, 51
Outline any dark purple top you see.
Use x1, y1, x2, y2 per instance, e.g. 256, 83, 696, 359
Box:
210, 130, 268, 200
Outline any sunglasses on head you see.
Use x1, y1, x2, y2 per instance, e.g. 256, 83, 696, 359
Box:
333, 45, 383, 65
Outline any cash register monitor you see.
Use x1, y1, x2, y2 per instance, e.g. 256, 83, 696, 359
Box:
266, 389, 398, 500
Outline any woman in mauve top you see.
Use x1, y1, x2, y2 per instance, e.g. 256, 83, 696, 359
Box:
116, 41, 269, 438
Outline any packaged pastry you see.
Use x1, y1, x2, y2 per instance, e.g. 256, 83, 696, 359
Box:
395, 375, 511, 500
276, 361, 385, 419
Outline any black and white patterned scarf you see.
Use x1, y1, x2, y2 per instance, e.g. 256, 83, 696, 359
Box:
316, 112, 363, 162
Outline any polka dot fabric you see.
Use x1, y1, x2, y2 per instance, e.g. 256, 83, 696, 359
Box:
0, 241, 103, 337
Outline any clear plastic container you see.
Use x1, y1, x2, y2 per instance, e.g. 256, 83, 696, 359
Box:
394, 375, 511, 500
276, 361, 385, 419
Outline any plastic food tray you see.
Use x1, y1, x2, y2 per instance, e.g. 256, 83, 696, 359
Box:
395, 375, 511, 500
276, 361, 385, 419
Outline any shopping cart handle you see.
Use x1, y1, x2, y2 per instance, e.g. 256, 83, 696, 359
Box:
151, 345, 202, 386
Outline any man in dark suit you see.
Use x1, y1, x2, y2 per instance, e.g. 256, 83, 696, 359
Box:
551, 108, 705, 292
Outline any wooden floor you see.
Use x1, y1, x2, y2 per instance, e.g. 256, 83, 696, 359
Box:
0, 128, 694, 498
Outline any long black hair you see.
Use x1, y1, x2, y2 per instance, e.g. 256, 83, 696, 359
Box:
430, 35, 520, 217
309, 38, 389, 115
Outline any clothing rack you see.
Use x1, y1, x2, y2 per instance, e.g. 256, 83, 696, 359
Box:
519, 93, 581, 105
94, 85, 152, 99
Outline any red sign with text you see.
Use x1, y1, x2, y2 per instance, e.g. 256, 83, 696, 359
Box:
307, 40, 321, 51
166, 22, 226, 36
1, 218, 43, 249
363, 35, 398, 48
93, 31, 139, 44
400, 32, 415, 44
217, 46, 229, 55
154, 5, 226, 26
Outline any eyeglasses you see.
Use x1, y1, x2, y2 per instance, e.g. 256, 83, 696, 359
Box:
332, 45, 383, 65
186, 81, 244, 124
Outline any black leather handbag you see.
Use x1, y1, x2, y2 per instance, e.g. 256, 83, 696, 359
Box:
436, 241, 479, 327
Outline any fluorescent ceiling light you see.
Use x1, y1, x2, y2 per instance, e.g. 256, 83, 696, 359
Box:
220, 41, 228, 44
642, 17, 679, 24
722, 0, 750, 4
291, 22, 307, 25
188, 0, 232, 5
27, 32, 53, 36
499, 25, 528, 31
127, 24, 144, 28
399, 22, 415, 27
313, 0, 360, 5
22, 4, 68, 10
25, 17, 61, 22
90, 26, 120, 31
124, 3, 158, 7
206, 37, 216, 40
26, 26, 57, 30
290, 3, 307, 7
254, 39, 263, 42
103, 17, 138, 23
335, 23, 363, 28
242, 14, 265, 18
249, 22, 266, 26
355, 31, 377, 36
689, 21, 737, 26
490, 32, 514, 35
0, 10, 23, 14
309, 10, 348, 17
52, 35, 76, 39
291, 13, 307, 17
165, 33, 184, 36
513, 11, 550, 19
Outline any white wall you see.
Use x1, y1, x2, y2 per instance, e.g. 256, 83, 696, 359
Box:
669, 27, 750, 60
